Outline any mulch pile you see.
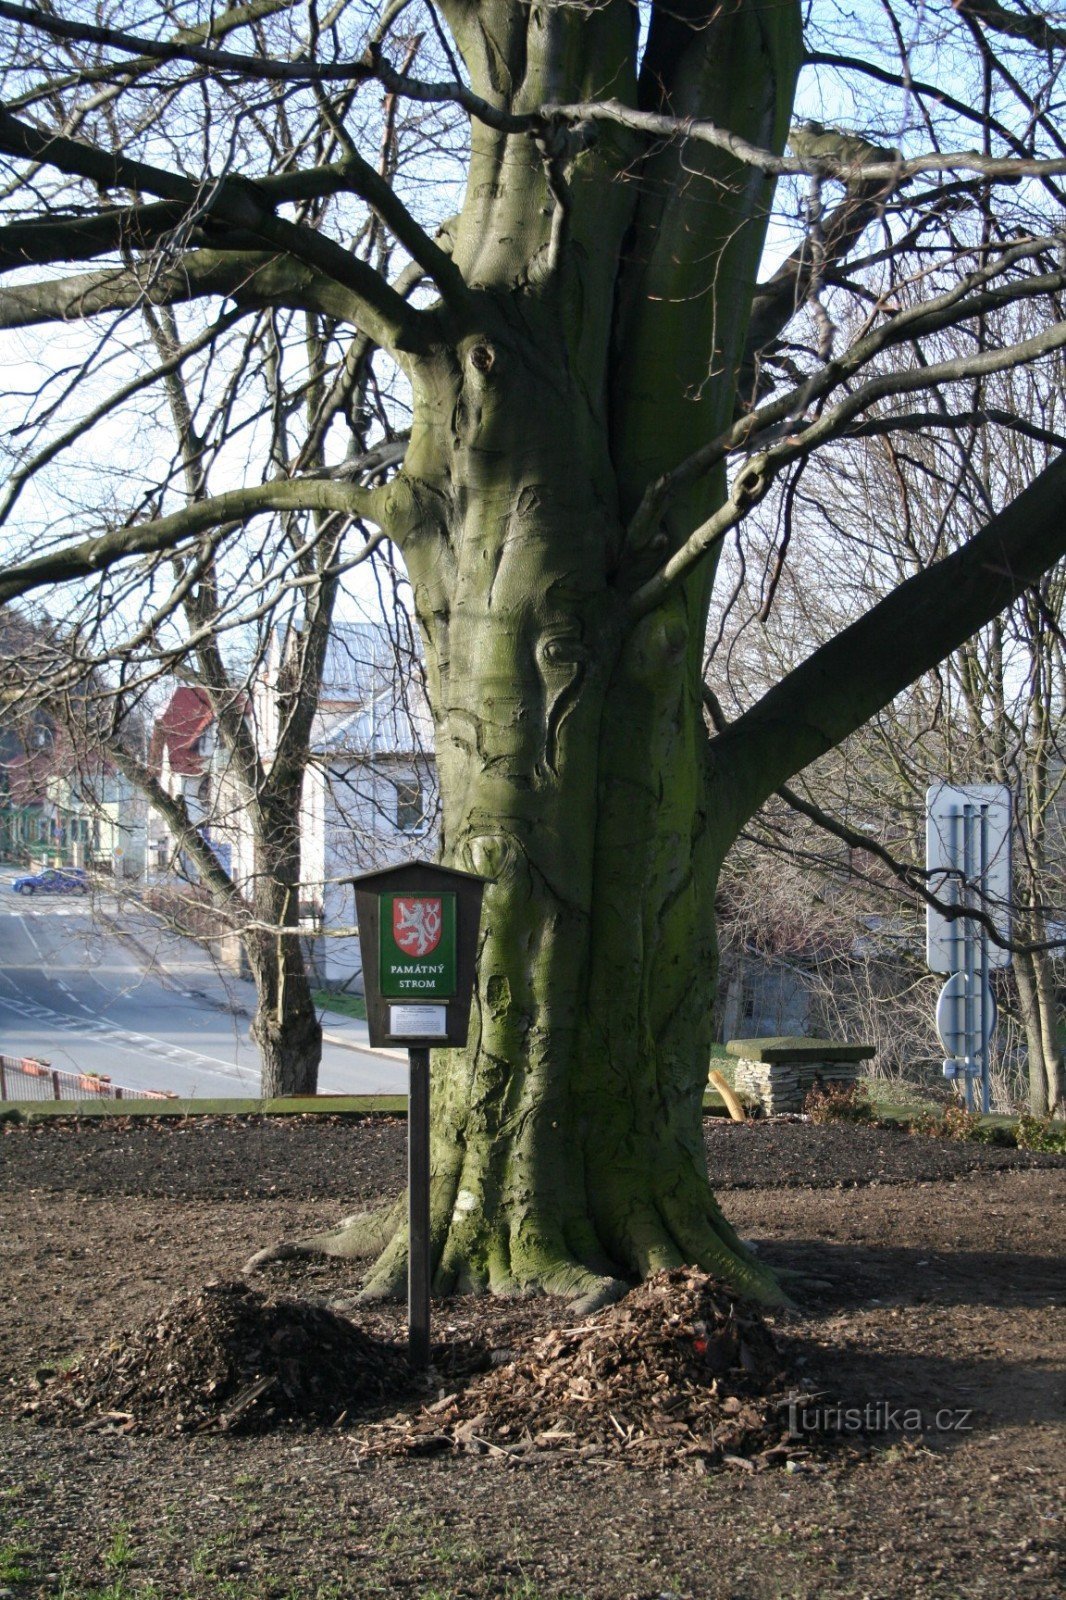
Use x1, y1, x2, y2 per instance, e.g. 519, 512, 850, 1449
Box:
23, 1280, 413, 1435
364, 1268, 815, 1471
22, 1270, 820, 1468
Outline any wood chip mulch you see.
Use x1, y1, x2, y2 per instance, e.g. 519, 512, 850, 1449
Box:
22, 1280, 413, 1435
20, 1269, 825, 1470
361, 1268, 818, 1471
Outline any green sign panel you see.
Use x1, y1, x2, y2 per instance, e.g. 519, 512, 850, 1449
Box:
379, 892, 457, 999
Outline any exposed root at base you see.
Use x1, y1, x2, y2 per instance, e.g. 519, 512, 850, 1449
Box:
242, 1204, 399, 1277
242, 1169, 785, 1308
246, 1218, 784, 1309
568, 1276, 630, 1316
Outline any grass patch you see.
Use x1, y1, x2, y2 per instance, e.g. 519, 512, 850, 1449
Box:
863, 1077, 945, 1112
103, 1526, 135, 1574
0, 1542, 34, 1583
882, 1103, 1063, 1149
10, 1094, 406, 1121
908, 1105, 1016, 1145
313, 989, 366, 1020
800, 1075, 1064, 1149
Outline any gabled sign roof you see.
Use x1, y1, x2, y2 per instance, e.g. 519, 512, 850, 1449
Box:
344, 858, 487, 892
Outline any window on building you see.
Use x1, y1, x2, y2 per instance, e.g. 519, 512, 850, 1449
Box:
395, 777, 423, 834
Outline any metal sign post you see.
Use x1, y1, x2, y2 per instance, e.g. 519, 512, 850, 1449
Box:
926, 784, 1011, 1113
407, 1044, 431, 1368
349, 860, 488, 1369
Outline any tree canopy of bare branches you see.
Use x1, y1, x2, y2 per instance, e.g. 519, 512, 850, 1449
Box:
1, 0, 1064, 1303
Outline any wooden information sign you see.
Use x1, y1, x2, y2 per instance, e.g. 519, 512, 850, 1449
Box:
348, 860, 488, 1366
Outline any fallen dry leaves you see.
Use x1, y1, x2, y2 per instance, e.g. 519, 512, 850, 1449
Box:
362, 1268, 815, 1471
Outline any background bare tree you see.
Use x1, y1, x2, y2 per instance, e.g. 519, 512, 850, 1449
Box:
0, 8, 457, 1093
711, 327, 1065, 1113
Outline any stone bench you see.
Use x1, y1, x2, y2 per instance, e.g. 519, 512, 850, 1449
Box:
724, 1037, 876, 1116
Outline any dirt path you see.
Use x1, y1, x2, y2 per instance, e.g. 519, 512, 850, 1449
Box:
0, 1118, 1062, 1599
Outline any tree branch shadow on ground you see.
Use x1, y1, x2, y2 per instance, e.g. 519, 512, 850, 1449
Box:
756, 1238, 1065, 1311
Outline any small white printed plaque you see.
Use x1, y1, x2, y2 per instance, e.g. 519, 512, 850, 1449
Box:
388, 1003, 448, 1038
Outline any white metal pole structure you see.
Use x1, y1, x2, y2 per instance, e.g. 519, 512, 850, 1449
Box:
978, 804, 992, 1115
927, 785, 1011, 1115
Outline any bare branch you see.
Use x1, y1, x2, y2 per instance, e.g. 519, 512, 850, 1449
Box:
545, 100, 1066, 184
776, 782, 1064, 955
0, 109, 426, 351
712, 452, 1066, 825
954, 0, 1066, 52
627, 240, 1066, 557
0, 479, 387, 608
0, 158, 419, 274
843, 408, 1066, 451
5, 0, 303, 110
0, 2, 376, 87
0, 249, 380, 331
3, 5, 1064, 190
0, 309, 244, 528
627, 315, 1066, 620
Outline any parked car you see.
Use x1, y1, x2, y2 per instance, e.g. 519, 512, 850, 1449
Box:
10, 867, 90, 896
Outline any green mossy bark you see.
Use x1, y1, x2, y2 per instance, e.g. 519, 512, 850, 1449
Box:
314, 0, 802, 1303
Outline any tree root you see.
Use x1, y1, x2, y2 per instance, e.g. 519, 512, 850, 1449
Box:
244, 1200, 786, 1305
242, 1165, 786, 1309
242, 1202, 400, 1277
568, 1276, 631, 1316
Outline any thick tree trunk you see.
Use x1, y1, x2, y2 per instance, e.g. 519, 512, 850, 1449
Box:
255, 0, 800, 1298
353, 319, 781, 1305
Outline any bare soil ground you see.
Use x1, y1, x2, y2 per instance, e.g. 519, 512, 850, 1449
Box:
0, 1115, 1063, 1600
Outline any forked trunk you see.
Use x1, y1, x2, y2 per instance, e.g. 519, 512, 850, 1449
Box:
278, 0, 801, 1300
363, 325, 780, 1304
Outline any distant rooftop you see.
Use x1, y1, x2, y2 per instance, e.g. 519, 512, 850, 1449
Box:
317, 621, 422, 705
316, 681, 433, 758
149, 686, 214, 778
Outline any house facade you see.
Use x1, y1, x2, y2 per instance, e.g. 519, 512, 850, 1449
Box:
148, 622, 438, 988
300, 626, 437, 986
145, 684, 235, 877
0, 705, 147, 876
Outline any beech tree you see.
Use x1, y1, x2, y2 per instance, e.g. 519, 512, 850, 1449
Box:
1, 0, 1065, 1305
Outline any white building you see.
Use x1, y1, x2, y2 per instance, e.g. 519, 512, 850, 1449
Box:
299, 624, 437, 987
149, 624, 438, 989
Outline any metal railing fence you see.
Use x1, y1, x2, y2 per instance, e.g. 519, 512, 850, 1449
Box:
0, 1054, 174, 1102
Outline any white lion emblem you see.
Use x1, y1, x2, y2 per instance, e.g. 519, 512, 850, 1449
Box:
393, 897, 443, 957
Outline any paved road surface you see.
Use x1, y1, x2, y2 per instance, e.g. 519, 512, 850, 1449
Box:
0, 892, 408, 1099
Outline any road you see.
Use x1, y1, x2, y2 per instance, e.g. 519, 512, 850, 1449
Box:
0, 892, 408, 1099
